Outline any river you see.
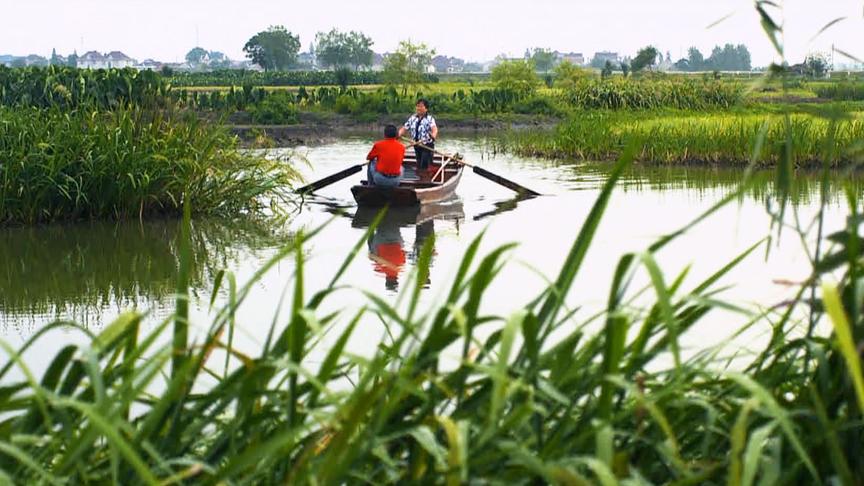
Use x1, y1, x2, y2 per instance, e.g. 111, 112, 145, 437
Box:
0, 137, 852, 373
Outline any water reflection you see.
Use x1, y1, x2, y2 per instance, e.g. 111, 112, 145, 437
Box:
0, 218, 286, 328
352, 203, 464, 291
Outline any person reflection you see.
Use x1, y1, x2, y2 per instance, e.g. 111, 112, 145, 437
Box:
368, 216, 406, 291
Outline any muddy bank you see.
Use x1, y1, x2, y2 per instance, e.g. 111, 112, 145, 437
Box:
229, 112, 560, 147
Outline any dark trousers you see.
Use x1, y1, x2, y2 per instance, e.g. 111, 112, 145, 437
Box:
414, 142, 434, 169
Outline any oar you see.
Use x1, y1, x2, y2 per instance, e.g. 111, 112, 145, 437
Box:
405, 139, 541, 196
294, 161, 370, 194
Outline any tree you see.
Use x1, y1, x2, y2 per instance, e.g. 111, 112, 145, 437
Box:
67, 51, 78, 68
553, 60, 589, 90
590, 56, 609, 69
804, 53, 830, 78
490, 60, 540, 96
601, 60, 614, 79
704, 44, 752, 71
50, 48, 63, 66
630, 46, 659, 73
620, 61, 630, 77
185, 47, 209, 65
243, 26, 301, 71
531, 48, 556, 72
687, 47, 705, 71
314, 29, 374, 70
208, 51, 231, 68
382, 40, 435, 94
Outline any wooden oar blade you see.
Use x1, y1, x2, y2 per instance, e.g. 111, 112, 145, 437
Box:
295, 164, 363, 194
472, 166, 541, 196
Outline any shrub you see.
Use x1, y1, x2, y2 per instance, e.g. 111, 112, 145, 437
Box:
490, 60, 540, 96
249, 92, 299, 124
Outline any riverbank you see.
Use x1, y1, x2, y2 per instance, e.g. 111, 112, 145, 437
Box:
228, 112, 562, 147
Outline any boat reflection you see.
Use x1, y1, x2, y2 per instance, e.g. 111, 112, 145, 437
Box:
352, 202, 464, 291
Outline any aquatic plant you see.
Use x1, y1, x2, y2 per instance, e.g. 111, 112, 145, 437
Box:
0, 106, 300, 225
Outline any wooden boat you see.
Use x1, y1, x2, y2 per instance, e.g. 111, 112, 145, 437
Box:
351, 152, 463, 207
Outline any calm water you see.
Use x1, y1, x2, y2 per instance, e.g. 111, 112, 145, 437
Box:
0, 138, 852, 372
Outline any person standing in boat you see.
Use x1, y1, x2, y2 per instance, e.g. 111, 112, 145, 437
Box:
398, 98, 438, 177
366, 125, 406, 187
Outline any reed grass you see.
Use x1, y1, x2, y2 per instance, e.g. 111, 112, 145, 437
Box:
506, 110, 864, 166
0, 106, 300, 225
812, 82, 864, 101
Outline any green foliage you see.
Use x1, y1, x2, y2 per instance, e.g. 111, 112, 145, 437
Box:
248, 91, 299, 124
601, 60, 614, 79
313, 29, 374, 69
334, 67, 352, 90
631, 46, 660, 73
677, 44, 752, 72
804, 54, 831, 79
3, 143, 864, 482
490, 60, 540, 96
382, 40, 436, 94
813, 82, 864, 100
0, 106, 300, 224
169, 69, 406, 87
620, 61, 630, 77
185, 47, 209, 64
552, 60, 590, 90
530, 47, 556, 72
0, 66, 171, 109
243, 25, 301, 71
559, 78, 743, 110
508, 110, 864, 165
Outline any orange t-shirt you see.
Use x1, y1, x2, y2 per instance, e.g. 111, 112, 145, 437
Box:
367, 138, 406, 176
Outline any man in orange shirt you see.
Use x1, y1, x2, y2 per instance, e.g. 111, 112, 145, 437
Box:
366, 125, 406, 188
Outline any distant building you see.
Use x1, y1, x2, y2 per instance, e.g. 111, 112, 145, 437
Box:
297, 52, 317, 69
78, 51, 136, 69
593, 51, 619, 64
555, 51, 585, 65
432, 55, 466, 73
24, 54, 49, 67
79, 51, 108, 69
134, 59, 162, 71
106, 51, 135, 68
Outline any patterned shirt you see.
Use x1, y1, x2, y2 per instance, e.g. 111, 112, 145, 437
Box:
403, 114, 437, 144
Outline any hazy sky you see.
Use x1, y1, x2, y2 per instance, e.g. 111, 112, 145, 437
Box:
1, 0, 862, 65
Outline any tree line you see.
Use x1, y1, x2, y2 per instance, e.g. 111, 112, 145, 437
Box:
674, 44, 752, 72
240, 26, 376, 72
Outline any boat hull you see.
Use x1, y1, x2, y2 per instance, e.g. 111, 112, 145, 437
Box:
351, 157, 463, 207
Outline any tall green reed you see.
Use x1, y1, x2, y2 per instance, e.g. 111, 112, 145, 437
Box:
0, 106, 300, 225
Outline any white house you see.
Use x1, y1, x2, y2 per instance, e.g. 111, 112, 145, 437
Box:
78, 51, 136, 69
134, 59, 162, 71
78, 51, 108, 69
105, 51, 135, 69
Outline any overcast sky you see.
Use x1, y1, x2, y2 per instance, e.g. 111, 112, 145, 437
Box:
1, 0, 862, 65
